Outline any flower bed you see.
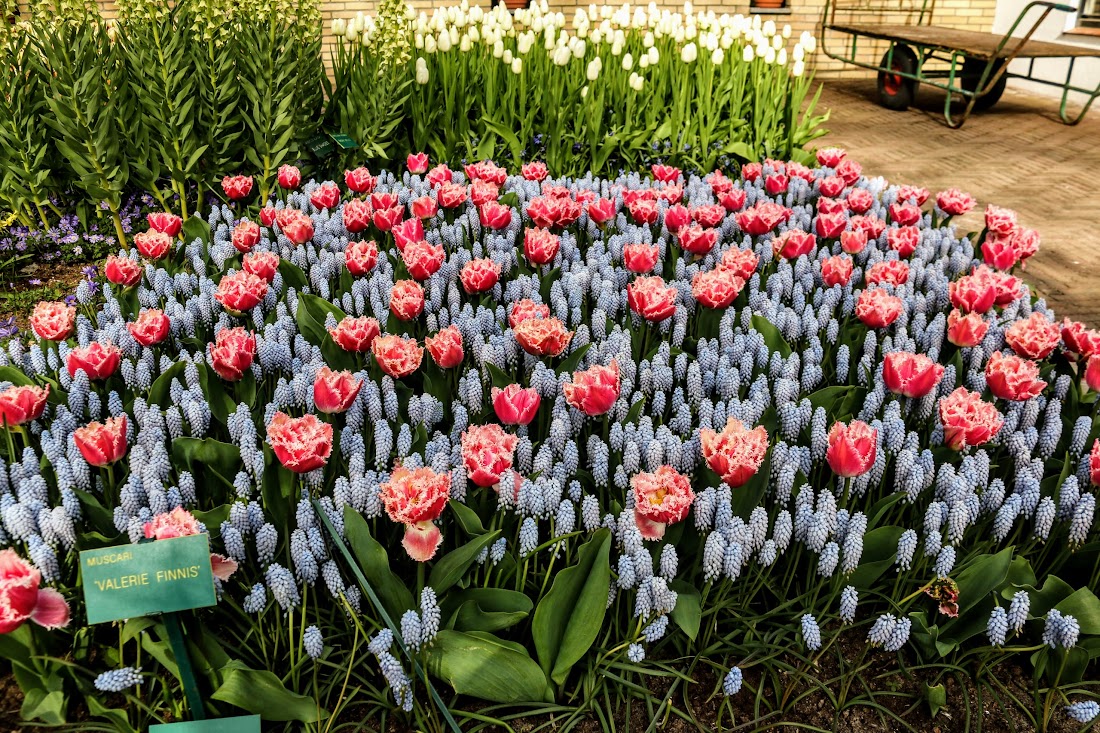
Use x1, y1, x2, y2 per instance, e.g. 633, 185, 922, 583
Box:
1, 153, 1098, 730
332, 1, 827, 176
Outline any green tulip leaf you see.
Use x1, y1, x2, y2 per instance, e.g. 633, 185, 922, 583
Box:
426, 630, 550, 704
212, 660, 327, 722
532, 528, 612, 686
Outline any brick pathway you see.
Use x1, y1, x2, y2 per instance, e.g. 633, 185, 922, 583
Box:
816, 79, 1100, 325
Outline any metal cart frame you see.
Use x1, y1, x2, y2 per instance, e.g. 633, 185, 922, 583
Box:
821, 0, 1100, 127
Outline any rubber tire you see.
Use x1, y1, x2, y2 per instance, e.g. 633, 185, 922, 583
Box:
876, 45, 919, 111
960, 57, 1007, 111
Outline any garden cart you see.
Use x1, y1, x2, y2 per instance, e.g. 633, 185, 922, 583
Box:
821, 0, 1100, 127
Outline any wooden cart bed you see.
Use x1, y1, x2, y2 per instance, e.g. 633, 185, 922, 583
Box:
827, 22, 1100, 60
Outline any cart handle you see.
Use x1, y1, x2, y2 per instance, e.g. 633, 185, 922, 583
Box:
997, 1, 1080, 60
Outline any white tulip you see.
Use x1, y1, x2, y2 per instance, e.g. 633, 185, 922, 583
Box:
586, 57, 602, 80
425, 35, 437, 53
639, 55, 650, 68
505, 48, 514, 64
648, 46, 659, 64
782, 23, 792, 39
804, 34, 817, 52
777, 48, 787, 65
711, 47, 724, 64
416, 57, 430, 85
511, 57, 522, 74
644, 31, 654, 47
493, 39, 504, 57
792, 59, 805, 77
772, 35, 782, 50
332, 18, 347, 35
612, 40, 623, 55
752, 14, 761, 31
460, 35, 471, 52
552, 45, 571, 66
469, 26, 480, 42
792, 44, 804, 62
763, 20, 776, 37
573, 39, 586, 58
743, 44, 754, 62
764, 46, 776, 64
622, 53, 633, 70
681, 42, 697, 63
437, 32, 452, 52
581, 85, 588, 98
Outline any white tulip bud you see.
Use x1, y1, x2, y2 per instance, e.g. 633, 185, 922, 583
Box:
648, 46, 659, 64
460, 35, 471, 52
782, 24, 792, 39
503, 49, 513, 64
777, 48, 787, 65
586, 57, 602, 80
438, 32, 452, 52
681, 42, 697, 63
764, 46, 776, 64
416, 57, 430, 85
573, 39, 587, 58
763, 20, 776, 37
511, 57, 523, 74
792, 59, 805, 77
332, 18, 347, 35
425, 35, 437, 53
639, 55, 650, 68
711, 47, 724, 64
622, 53, 634, 70
493, 40, 504, 58
742, 45, 754, 62
581, 85, 589, 98
772, 35, 783, 50
792, 44, 804, 61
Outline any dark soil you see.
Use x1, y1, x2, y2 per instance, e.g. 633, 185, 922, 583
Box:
0, 651, 1075, 733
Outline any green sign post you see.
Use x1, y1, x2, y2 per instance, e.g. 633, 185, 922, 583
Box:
149, 715, 261, 733
80, 534, 219, 725
80, 534, 216, 624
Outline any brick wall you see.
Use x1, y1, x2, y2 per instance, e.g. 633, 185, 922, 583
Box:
50, 0, 998, 78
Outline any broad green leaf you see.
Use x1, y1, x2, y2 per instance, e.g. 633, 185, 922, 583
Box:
0, 366, 34, 387
172, 437, 240, 491
181, 215, 211, 245
425, 630, 550, 704
484, 362, 513, 389
848, 526, 904, 588
447, 588, 533, 633
557, 343, 593, 376
147, 360, 187, 407
1055, 588, 1100, 635
428, 530, 500, 595
532, 528, 612, 686
669, 580, 701, 641
342, 505, 414, 621
449, 500, 487, 536
954, 546, 1013, 616
212, 660, 326, 722
750, 315, 792, 359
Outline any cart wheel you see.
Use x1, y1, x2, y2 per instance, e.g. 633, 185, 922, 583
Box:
960, 57, 1007, 111
876, 45, 919, 111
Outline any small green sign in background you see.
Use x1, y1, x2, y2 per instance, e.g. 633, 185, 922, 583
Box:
149, 714, 261, 732
80, 534, 216, 625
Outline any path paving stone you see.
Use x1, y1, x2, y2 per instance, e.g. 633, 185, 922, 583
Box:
817, 79, 1100, 324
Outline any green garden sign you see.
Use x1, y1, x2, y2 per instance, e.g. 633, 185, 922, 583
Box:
80, 534, 216, 625
149, 715, 261, 733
